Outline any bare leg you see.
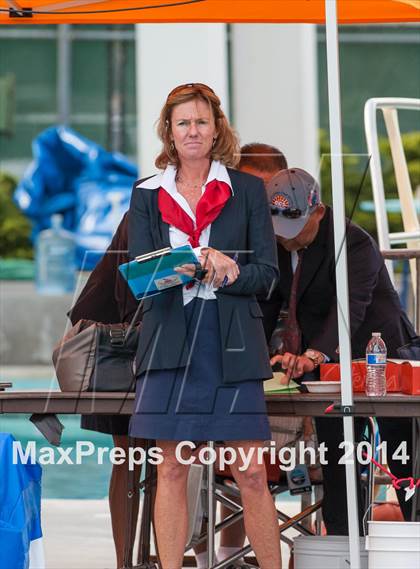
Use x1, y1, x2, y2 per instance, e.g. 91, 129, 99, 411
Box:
229, 441, 281, 569
110, 435, 143, 568
154, 440, 192, 569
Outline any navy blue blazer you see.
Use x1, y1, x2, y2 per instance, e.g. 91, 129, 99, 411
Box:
128, 168, 279, 383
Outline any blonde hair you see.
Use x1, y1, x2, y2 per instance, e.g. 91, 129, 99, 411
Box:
155, 83, 240, 170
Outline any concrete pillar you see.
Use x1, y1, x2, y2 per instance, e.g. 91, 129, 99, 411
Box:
135, 24, 229, 176
231, 24, 319, 177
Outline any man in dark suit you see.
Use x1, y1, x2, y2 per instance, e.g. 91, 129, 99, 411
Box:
263, 167, 416, 533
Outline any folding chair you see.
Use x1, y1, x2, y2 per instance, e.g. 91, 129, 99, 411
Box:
183, 440, 323, 569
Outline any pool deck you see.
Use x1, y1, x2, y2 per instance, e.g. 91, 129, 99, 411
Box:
43, 500, 116, 569
42, 499, 297, 568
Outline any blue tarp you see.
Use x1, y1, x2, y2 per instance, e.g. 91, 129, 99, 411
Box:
14, 126, 138, 270
0, 433, 42, 569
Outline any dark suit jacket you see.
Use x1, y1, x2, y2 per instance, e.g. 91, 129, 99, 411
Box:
128, 168, 279, 383
259, 207, 415, 360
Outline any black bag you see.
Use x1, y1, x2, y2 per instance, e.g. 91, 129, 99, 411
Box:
397, 336, 420, 361
53, 320, 141, 393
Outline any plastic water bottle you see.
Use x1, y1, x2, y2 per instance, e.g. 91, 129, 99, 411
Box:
35, 214, 76, 295
365, 332, 387, 396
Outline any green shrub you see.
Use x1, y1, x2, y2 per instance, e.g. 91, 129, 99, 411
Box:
0, 172, 33, 259
319, 129, 420, 239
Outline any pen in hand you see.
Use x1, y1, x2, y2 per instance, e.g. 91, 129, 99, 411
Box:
220, 253, 239, 288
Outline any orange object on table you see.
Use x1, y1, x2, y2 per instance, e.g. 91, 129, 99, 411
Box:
400, 361, 420, 395
319, 360, 405, 392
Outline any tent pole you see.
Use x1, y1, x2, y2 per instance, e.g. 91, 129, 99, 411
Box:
325, 1, 361, 567
57, 24, 71, 125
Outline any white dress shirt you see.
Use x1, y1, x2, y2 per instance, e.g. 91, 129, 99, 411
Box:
291, 250, 299, 273
136, 160, 233, 305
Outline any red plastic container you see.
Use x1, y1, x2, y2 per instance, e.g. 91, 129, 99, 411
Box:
400, 361, 420, 395
319, 359, 405, 392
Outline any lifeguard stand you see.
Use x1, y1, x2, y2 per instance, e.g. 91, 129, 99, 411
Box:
365, 98, 420, 524
364, 97, 420, 330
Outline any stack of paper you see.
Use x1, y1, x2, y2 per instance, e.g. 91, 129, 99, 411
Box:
264, 372, 300, 394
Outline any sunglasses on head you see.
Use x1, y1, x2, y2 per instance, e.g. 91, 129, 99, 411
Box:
167, 83, 216, 98
270, 205, 303, 219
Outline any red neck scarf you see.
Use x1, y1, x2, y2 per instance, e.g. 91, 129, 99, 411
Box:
158, 179, 231, 247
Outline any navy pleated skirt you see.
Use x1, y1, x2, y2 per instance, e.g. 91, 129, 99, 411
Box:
129, 298, 271, 441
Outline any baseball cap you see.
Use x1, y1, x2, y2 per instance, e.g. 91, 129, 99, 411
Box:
266, 168, 321, 239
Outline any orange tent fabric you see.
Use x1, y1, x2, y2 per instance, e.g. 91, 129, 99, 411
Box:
0, 0, 419, 25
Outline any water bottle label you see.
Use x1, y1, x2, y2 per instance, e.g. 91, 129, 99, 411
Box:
367, 354, 386, 365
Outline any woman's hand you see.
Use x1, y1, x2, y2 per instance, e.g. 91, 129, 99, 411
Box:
174, 263, 198, 278
174, 248, 239, 288
199, 247, 240, 288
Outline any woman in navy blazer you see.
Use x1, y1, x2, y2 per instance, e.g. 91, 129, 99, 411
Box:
128, 83, 281, 569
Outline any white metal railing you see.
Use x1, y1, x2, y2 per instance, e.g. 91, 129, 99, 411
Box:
364, 98, 420, 296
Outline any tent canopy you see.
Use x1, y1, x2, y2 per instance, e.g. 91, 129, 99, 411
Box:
0, 0, 419, 25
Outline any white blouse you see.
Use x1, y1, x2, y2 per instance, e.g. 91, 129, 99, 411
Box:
136, 160, 233, 305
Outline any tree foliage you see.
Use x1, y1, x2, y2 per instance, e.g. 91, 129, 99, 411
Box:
0, 172, 33, 259
319, 129, 420, 239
